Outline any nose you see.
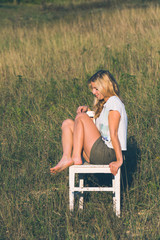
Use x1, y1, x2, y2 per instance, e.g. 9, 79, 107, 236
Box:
92, 88, 97, 95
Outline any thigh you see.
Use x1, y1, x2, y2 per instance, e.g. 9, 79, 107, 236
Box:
75, 113, 101, 159
82, 150, 90, 163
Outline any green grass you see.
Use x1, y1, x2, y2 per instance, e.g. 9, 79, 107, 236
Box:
0, 1, 160, 239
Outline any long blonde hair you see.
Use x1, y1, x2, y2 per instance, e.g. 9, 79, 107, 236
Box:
88, 70, 120, 118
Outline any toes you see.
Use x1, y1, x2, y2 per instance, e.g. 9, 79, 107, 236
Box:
50, 168, 58, 174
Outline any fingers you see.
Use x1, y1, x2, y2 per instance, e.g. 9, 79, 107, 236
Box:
77, 106, 82, 114
77, 106, 88, 114
109, 160, 122, 175
110, 168, 117, 176
77, 106, 84, 113
109, 162, 119, 176
50, 168, 57, 174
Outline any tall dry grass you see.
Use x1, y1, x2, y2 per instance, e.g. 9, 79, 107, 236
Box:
0, 3, 160, 239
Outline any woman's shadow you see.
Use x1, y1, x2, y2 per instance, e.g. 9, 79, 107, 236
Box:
121, 136, 141, 191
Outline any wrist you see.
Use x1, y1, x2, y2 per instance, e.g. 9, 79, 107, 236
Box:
115, 156, 123, 164
117, 159, 123, 167
118, 157, 123, 163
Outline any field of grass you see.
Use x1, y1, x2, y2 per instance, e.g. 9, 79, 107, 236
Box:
0, 1, 160, 239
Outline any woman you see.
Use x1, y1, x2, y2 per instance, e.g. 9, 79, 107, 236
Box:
50, 70, 127, 176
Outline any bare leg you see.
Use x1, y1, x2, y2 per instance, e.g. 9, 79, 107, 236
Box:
50, 119, 74, 174
82, 151, 90, 163
72, 113, 100, 165
50, 113, 101, 174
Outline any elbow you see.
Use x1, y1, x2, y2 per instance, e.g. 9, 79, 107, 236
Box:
110, 132, 120, 148
110, 131, 118, 141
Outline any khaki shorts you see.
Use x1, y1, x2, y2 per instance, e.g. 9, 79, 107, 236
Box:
90, 137, 116, 164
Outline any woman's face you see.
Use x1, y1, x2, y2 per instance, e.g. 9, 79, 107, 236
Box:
90, 82, 104, 100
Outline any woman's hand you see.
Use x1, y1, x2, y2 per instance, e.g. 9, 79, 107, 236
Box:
109, 161, 122, 176
77, 106, 88, 114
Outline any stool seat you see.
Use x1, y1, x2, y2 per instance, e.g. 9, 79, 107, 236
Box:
69, 164, 121, 217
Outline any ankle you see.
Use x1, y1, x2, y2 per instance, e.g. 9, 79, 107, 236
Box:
62, 154, 71, 159
72, 154, 81, 160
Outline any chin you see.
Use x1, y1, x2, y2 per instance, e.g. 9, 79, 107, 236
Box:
99, 97, 104, 100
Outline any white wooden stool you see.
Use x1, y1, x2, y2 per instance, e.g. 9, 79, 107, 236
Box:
69, 164, 121, 217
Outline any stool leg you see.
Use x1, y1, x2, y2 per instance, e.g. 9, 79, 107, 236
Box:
79, 174, 84, 210
114, 168, 121, 217
69, 167, 75, 211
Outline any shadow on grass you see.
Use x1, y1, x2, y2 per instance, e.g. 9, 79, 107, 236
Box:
42, 0, 160, 13
0, 0, 159, 27
121, 136, 141, 190
42, 1, 113, 12
0, 4, 18, 8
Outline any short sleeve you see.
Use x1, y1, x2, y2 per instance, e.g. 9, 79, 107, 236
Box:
104, 96, 122, 116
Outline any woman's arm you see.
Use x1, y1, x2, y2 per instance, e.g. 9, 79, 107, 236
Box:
108, 110, 123, 175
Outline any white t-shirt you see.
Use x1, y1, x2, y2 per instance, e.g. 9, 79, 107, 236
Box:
95, 96, 127, 151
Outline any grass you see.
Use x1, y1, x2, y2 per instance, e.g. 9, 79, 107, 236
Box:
0, 1, 160, 239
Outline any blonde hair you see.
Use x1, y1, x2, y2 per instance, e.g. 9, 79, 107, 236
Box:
88, 70, 120, 118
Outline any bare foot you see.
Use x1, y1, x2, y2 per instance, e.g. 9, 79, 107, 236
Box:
50, 157, 74, 174
73, 157, 83, 165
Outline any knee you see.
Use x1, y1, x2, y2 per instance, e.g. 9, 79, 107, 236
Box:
61, 119, 74, 129
75, 113, 88, 121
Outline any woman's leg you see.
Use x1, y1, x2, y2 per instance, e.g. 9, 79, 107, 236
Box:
50, 119, 74, 173
50, 113, 101, 173
72, 113, 101, 164
82, 151, 90, 163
